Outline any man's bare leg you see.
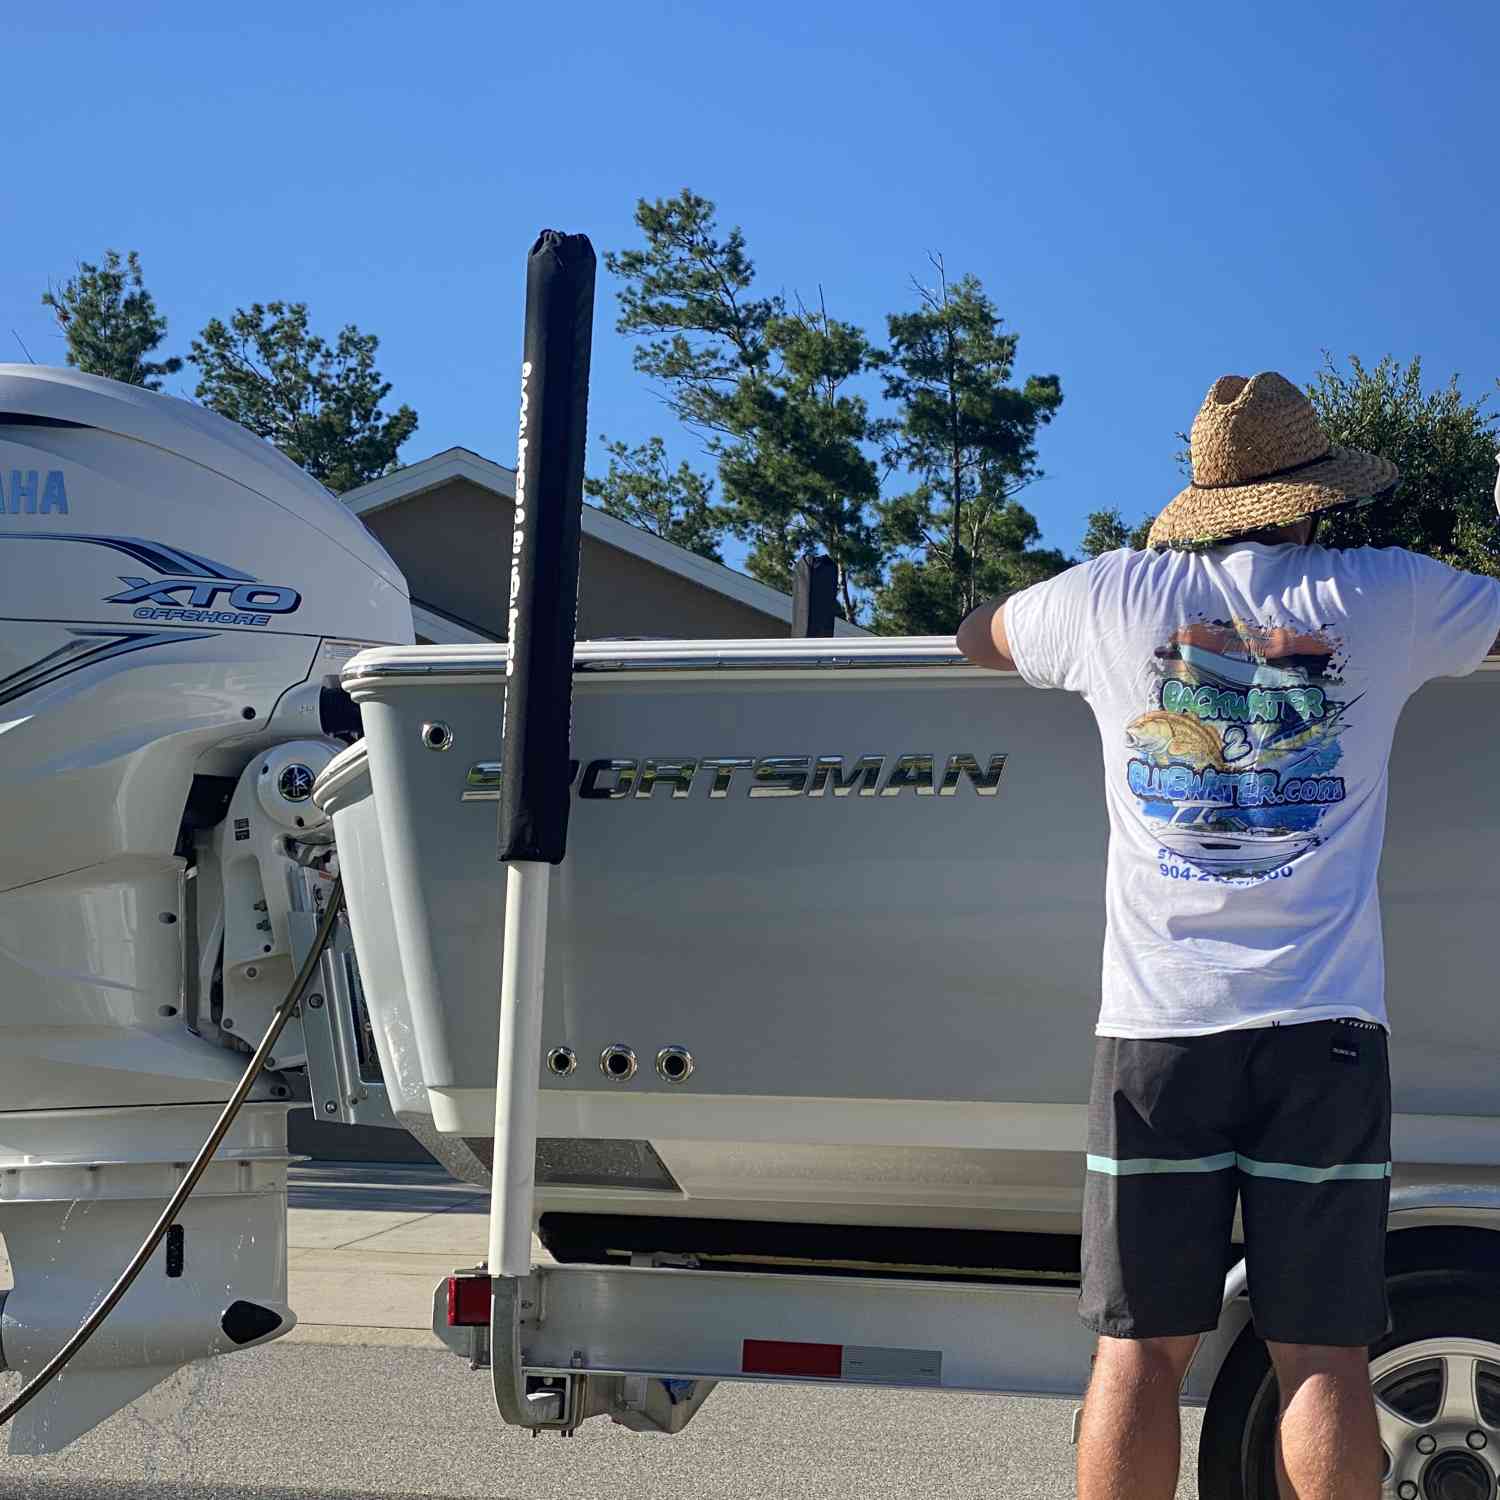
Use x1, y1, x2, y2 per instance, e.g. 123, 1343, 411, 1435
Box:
1077, 1334, 1198, 1500
1267, 1343, 1380, 1500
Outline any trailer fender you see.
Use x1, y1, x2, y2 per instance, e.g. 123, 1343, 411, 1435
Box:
1183, 1181, 1500, 1402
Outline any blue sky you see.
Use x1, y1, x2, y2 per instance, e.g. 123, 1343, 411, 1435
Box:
5, 1, 1495, 567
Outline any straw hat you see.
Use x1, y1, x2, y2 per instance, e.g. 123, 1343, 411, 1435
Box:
1147, 372, 1399, 548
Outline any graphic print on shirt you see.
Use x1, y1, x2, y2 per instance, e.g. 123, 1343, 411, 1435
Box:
1123, 619, 1355, 882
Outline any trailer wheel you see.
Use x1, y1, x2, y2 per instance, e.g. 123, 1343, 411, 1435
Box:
1198, 1271, 1500, 1500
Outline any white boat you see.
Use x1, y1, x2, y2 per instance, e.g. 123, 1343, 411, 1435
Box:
1159, 622, 1336, 695
1174, 641, 1312, 692
1150, 800, 1320, 877
316, 637, 1497, 1271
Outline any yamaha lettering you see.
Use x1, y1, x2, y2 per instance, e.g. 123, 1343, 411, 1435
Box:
0, 469, 69, 515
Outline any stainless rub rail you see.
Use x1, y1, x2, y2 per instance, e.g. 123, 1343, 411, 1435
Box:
341, 638, 982, 687
343, 639, 1500, 688
578, 654, 965, 673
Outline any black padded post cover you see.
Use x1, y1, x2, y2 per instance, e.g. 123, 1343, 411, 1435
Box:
791, 554, 838, 638
497, 230, 596, 864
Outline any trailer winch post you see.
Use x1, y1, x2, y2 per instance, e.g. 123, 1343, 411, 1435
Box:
490, 230, 595, 1280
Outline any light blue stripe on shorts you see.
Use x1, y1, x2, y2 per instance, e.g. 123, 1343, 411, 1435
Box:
1086, 1152, 1392, 1183
1085, 1152, 1235, 1176
1234, 1154, 1392, 1183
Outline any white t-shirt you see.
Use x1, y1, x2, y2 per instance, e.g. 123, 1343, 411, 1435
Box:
1004, 543, 1500, 1037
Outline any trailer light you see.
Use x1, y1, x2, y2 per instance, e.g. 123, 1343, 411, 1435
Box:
446, 1275, 491, 1327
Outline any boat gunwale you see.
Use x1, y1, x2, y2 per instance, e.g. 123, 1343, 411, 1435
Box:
342, 638, 996, 689
342, 639, 1500, 691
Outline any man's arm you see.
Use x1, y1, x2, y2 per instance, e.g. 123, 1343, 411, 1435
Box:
955, 597, 1017, 671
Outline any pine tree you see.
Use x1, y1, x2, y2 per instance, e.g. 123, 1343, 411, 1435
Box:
873, 259, 1065, 633
1080, 507, 1154, 556
190, 303, 417, 493
607, 193, 885, 620
605, 190, 780, 437
584, 435, 725, 560
716, 301, 885, 620
41, 250, 183, 388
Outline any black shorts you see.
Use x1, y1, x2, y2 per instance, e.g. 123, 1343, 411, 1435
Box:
1080, 1019, 1391, 1347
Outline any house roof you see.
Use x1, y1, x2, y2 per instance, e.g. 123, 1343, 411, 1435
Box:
341, 446, 865, 636
410, 597, 495, 644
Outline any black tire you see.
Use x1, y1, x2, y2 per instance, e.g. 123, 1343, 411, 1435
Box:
1197, 1271, 1500, 1500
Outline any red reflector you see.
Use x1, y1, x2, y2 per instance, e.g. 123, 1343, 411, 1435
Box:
446, 1276, 490, 1327
742, 1338, 843, 1378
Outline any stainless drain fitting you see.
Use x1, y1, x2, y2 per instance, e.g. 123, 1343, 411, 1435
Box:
655, 1046, 694, 1084
599, 1044, 637, 1082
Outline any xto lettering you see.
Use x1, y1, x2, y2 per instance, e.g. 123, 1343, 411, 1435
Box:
105, 576, 302, 629
105, 578, 301, 612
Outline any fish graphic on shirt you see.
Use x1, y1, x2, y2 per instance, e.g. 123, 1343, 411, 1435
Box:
1124, 710, 1227, 770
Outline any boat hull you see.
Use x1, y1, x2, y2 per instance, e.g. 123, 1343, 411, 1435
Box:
1174, 641, 1309, 691
317, 640, 1500, 1239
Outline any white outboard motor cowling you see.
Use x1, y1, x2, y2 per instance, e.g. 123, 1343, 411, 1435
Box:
0, 366, 412, 1452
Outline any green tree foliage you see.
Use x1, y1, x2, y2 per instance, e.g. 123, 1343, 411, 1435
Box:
584, 435, 725, 560
189, 303, 417, 493
1080, 507, 1154, 557
608, 193, 883, 620
605, 189, 780, 436
879, 506, 1070, 634
871, 260, 1065, 633
716, 302, 885, 619
41, 250, 183, 388
1306, 354, 1499, 575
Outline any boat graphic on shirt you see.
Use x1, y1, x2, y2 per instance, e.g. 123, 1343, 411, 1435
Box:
1124, 619, 1353, 881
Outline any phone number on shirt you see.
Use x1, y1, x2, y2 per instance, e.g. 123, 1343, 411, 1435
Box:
1155, 848, 1295, 886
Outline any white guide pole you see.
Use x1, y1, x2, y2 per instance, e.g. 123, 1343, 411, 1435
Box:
488, 860, 551, 1278
489, 231, 594, 1287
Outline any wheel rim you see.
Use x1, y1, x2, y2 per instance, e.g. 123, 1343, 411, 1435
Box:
1372, 1338, 1500, 1499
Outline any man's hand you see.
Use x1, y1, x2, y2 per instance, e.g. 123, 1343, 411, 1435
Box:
956, 598, 1017, 671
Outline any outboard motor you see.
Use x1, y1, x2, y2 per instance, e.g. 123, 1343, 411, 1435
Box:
0, 365, 412, 1452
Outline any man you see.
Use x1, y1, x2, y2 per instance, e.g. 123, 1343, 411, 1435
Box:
957, 372, 1500, 1500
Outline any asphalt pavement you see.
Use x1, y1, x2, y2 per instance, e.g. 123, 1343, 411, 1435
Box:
0, 1163, 1204, 1498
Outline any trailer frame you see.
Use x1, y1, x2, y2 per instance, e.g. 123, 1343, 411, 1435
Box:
425, 1183, 1500, 1439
